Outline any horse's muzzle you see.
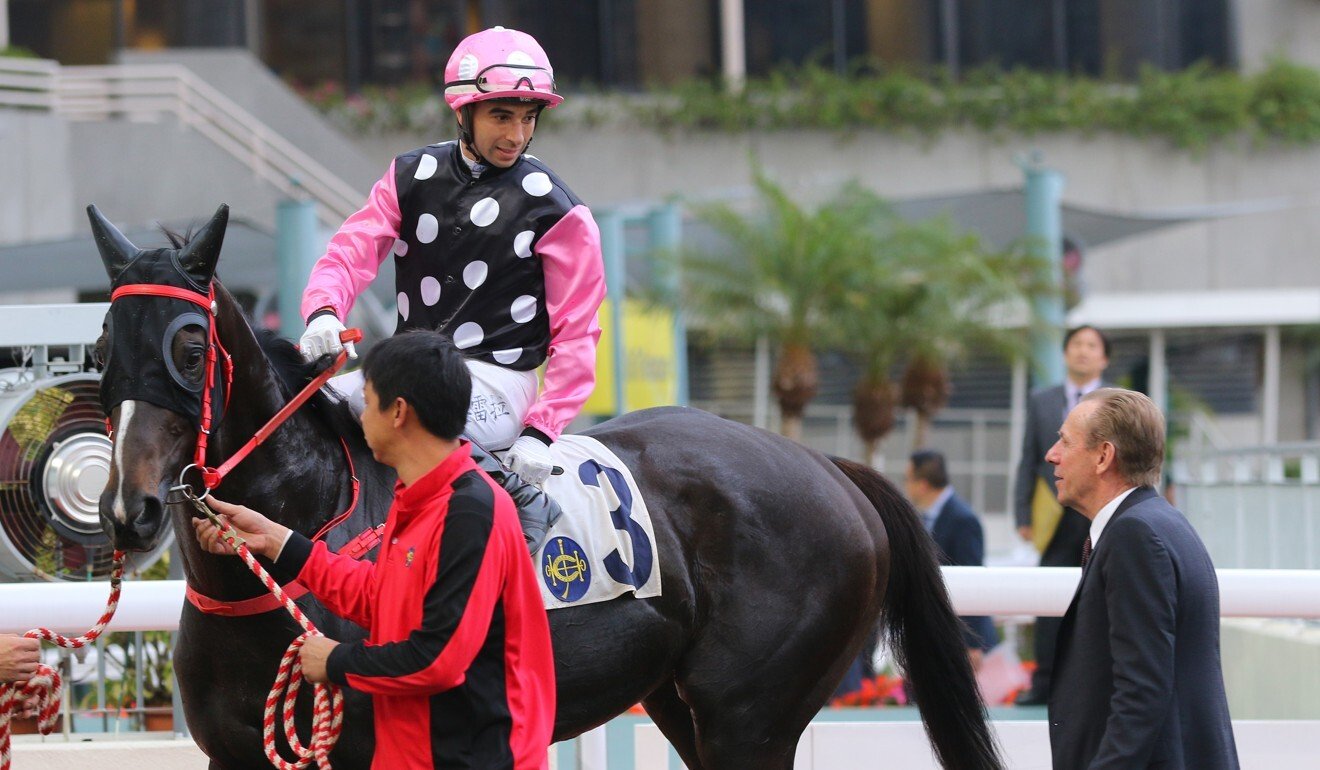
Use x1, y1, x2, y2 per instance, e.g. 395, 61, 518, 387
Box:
99, 492, 167, 552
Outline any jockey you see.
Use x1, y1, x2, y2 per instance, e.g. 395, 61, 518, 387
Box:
298, 26, 605, 553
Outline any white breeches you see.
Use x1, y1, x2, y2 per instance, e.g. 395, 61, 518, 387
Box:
327, 358, 538, 451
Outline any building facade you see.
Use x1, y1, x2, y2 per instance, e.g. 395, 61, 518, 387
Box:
6, 0, 1276, 89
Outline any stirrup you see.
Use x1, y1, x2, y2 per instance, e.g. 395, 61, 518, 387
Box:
467, 440, 564, 554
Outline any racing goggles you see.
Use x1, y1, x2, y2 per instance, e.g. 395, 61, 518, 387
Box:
445, 63, 557, 98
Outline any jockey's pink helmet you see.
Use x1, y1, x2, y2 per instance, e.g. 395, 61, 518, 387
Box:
443, 27, 563, 111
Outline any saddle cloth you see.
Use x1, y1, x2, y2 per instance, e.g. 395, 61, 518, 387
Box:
522, 434, 662, 610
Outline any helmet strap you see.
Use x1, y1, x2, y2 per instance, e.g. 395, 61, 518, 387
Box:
457, 105, 488, 165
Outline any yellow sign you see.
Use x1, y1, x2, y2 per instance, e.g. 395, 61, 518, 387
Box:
583, 299, 678, 416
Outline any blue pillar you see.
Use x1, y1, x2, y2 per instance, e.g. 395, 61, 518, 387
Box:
598, 209, 628, 416
648, 202, 688, 406
1021, 154, 1066, 387
277, 197, 321, 340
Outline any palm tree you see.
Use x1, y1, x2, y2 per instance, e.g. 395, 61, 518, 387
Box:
841, 215, 1049, 457
676, 173, 881, 440
895, 223, 1048, 449
836, 212, 933, 464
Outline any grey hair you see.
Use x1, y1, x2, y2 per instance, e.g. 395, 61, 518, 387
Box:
1079, 388, 1165, 488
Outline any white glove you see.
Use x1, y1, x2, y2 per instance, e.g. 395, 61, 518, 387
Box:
300, 313, 356, 363
505, 434, 554, 486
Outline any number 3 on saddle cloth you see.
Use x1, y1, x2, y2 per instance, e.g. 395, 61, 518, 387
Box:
535, 436, 662, 609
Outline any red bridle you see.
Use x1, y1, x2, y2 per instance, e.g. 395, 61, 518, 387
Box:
110, 283, 233, 482
108, 282, 371, 616
109, 282, 361, 493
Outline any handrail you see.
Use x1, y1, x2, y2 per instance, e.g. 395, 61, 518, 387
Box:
1182, 440, 1320, 460
1174, 440, 1320, 486
0, 57, 57, 109
0, 59, 362, 227
5, 567, 1319, 636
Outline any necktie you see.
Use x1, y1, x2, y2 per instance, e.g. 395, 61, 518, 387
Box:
1081, 536, 1093, 567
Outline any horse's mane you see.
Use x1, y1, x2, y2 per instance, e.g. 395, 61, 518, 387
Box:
254, 330, 396, 546
158, 222, 371, 462
255, 331, 367, 447
160, 226, 193, 249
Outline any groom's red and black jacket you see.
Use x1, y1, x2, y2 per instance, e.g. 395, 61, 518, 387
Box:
273, 442, 556, 770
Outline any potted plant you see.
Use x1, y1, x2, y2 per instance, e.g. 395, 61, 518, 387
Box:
77, 557, 176, 732
80, 630, 175, 731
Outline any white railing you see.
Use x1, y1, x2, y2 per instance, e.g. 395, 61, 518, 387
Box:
6, 567, 1318, 768
0, 58, 362, 227
1173, 442, 1320, 569
5, 567, 1319, 637
635, 719, 1319, 770
0, 56, 57, 108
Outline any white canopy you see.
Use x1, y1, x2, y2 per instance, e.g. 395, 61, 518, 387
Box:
1068, 289, 1320, 330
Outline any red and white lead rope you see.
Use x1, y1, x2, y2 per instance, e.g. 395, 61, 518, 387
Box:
186, 492, 343, 770
0, 551, 125, 770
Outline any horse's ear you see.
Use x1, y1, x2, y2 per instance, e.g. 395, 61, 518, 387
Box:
87, 204, 138, 280
179, 204, 229, 286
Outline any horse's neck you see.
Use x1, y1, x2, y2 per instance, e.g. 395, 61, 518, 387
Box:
216, 315, 343, 518
178, 293, 353, 598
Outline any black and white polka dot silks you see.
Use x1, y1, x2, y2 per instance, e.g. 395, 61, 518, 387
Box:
391, 141, 584, 371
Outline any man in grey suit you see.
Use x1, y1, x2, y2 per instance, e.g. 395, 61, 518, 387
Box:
1046, 388, 1238, 769
1015, 325, 1110, 705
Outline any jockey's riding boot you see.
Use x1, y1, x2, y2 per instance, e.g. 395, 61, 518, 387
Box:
467, 440, 564, 555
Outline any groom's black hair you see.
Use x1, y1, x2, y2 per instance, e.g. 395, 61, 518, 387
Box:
362, 331, 471, 440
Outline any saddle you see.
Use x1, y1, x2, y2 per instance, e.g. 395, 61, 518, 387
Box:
529, 435, 662, 611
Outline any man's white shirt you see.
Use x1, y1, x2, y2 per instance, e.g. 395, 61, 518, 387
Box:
923, 486, 955, 532
1065, 377, 1103, 416
1090, 486, 1138, 548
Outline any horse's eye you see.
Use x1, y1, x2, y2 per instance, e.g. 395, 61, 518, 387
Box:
185, 349, 204, 370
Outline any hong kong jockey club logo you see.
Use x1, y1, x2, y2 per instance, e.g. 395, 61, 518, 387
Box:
542, 536, 590, 602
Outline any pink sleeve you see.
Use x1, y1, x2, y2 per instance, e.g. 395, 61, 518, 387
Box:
524, 205, 604, 441
300, 161, 402, 321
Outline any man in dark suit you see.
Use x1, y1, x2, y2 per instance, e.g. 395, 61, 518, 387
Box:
905, 450, 997, 666
1046, 388, 1238, 769
1015, 324, 1110, 705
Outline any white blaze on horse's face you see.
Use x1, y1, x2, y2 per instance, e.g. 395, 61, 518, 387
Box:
110, 399, 137, 524
98, 396, 194, 552
90, 202, 230, 553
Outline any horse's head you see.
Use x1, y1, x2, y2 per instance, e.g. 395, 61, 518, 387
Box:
91, 203, 229, 552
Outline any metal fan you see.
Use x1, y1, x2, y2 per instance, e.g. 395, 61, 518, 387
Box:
0, 369, 171, 583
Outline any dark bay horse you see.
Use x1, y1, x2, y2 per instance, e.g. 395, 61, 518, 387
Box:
92, 204, 1000, 769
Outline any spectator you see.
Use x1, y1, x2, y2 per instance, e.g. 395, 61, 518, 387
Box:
1014, 325, 1111, 705
904, 450, 997, 667
1046, 388, 1238, 768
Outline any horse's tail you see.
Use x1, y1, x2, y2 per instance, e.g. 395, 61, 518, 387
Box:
831, 457, 1003, 770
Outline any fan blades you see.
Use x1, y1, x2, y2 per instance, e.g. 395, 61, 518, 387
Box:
0, 373, 171, 582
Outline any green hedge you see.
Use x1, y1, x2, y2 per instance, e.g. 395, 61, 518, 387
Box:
302, 60, 1320, 150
